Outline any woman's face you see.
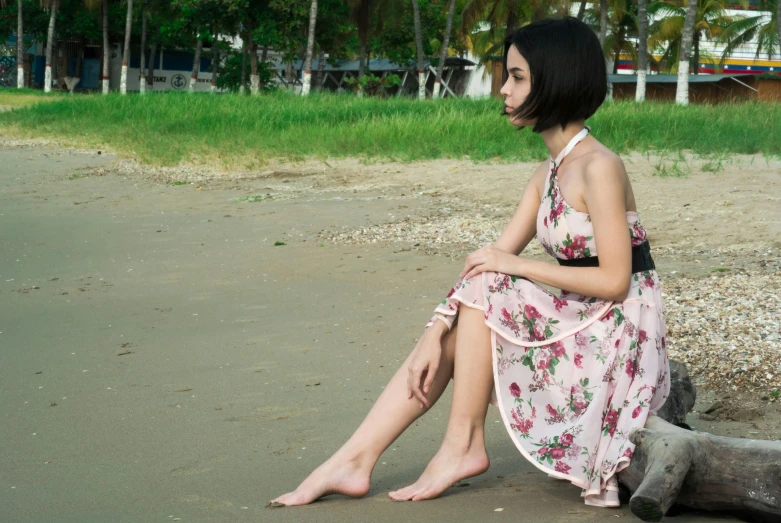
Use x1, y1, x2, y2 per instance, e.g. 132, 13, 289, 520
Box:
500, 45, 534, 128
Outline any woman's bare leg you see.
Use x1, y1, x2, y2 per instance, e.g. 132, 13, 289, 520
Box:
389, 304, 494, 501
271, 323, 459, 506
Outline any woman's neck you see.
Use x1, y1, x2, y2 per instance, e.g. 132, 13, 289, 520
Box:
540, 120, 587, 161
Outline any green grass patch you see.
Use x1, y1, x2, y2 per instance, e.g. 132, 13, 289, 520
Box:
0, 88, 65, 108
0, 90, 779, 167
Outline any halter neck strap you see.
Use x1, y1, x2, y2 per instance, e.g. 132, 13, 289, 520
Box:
551, 126, 590, 173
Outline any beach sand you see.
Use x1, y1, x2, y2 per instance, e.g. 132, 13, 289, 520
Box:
1, 146, 779, 522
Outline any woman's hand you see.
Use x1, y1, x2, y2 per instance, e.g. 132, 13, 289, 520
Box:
460, 245, 523, 281
408, 322, 446, 409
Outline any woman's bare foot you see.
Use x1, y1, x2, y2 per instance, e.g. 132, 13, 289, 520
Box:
388, 443, 489, 501
271, 456, 372, 507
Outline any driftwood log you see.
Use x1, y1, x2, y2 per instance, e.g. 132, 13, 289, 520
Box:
618, 360, 781, 522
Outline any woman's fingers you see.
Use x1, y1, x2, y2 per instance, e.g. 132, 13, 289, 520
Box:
410, 367, 429, 408
463, 263, 485, 282
422, 361, 438, 394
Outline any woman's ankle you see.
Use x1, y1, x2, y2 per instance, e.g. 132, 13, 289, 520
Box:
441, 424, 486, 455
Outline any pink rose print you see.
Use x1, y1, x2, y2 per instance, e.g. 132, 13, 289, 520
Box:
535, 351, 551, 370
550, 341, 566, 358
572, 235, 586, 250
554, 461, 572, 474
552, 295, 568, 312
604, 408, 620, 437
550, 447, 565, 460
446, 286, 457, 298
638, 329, 648, 345
632, 405, 643, 419
509, 382, 521, 398
574, 353, 583, 369
500, 308, 521, 336
623, 447, 634, 459
533, 322, 546, 341
561, 245, 575, 259
524, 304, 542, 320
510, 408, 534, 435
625, 359, 636, 378
560, 433, 574, 446
538, 447, 549, 456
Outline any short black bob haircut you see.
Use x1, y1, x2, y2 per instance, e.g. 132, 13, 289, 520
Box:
503, 17, 607, 134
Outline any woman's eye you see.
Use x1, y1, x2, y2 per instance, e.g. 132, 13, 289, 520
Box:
514, 76, 523, 81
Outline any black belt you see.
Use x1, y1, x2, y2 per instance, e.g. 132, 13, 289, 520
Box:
557, 241, 655, 274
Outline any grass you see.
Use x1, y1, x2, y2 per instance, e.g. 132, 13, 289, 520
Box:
0, 89, 779, 168
0, 88, 65, 108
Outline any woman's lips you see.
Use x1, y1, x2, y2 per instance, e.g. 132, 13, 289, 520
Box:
505, 106, 514, 113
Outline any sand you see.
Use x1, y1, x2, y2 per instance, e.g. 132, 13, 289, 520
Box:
1, 145, 779, 522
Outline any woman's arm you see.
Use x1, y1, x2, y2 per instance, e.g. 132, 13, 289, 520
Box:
461, 154, 632, 302
491, 161, 548, 255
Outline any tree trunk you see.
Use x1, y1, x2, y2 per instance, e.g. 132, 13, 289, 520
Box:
636, 0, 648, 101
17, 0, 24, 88
433, 0, 456, 99
140, 4, 147, 95
250, 41, 259, 95
44, 1, 58, 93
285, 61, 294, 92
599, 0, 608, 49
617, 361, 781, 522
301, 0, 318, 95
676, 0, 698, 105
357, 41, 367, 96
210, 28, 218, 93
121, 0, 133, 95
693, 31, 700, 75
239, 33, 247, 94
189, 38, 203, 93
102, 0, 109, 94
577, 0, 587, 21
76, 37, 84, 79
148, 41, 157, 89
778, 0, 781, 67
411, 0, 425, 100
316, 49, 325, 91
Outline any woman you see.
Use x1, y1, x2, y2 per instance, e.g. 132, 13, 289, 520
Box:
272, 16, 670, 508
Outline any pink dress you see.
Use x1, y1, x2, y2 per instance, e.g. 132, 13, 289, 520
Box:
427, 128, 670, 507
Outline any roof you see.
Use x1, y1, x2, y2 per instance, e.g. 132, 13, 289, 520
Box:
269, 57, 475, 72
608, 73, 758, 84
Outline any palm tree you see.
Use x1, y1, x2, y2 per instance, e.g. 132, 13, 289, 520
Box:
0, 0, 25, 88
139, 1, 148, 94
301, 0, 318, 95
210, 26, 219, 93
777, 0, 780, 58
81, 0, 112, 93
411, 0, 425, 99
349, 0, 376, 87
120, 0, 133, 94
189, 37, 203, 92
716, 0, 780, 64
461, 0, 569, 70
41, 0, 60, 93
676, 0, 698, 104
637, 0, 649, 101
433, 0, 457, 99
599, 0, 609, 48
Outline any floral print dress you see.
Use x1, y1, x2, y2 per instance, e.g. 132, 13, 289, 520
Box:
426, 127, 670, 507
